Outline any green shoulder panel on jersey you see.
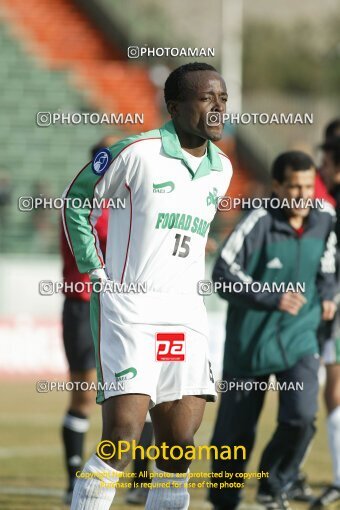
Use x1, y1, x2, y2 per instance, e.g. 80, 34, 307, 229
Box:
160, 120, 225, 179
107, 128, 161, 157
64, 128, 161, 274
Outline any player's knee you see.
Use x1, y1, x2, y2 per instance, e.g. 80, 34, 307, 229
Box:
82, 392, 96, 410
80, 389, 95, 405
157, 432, 195, 449
326, 385, 340, 404
71, 393, 95, 416
106, 422, 141, 443
282, 398, 317, 427
155, 442, 195, 472
280, 413, 316, 432
299, 406, 317, 425
325, 393, 340, 413
101, 425, 142, 470
156, 438, 195, 466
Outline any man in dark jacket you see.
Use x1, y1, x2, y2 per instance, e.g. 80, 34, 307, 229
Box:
209, 151, 337, 510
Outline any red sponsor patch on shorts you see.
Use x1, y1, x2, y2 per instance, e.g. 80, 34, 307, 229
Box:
155, 333, 185, 361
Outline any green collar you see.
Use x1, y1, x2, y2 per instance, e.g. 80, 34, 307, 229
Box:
160, 120, 223, 179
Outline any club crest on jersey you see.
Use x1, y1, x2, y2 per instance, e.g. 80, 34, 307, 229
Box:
92, 148, 112, 176
207, 187, 218, 208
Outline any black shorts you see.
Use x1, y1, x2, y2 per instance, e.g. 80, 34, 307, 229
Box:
62, 297, 95, 372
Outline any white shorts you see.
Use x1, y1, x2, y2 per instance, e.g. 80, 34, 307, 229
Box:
90, 290, 216, 406
322, 338, 340, 365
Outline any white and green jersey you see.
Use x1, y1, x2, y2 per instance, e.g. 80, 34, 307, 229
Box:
63, 121, 232, 296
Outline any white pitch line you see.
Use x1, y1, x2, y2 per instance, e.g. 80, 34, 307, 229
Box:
0, 445, 60, 458
0, 415, 61, 426
0, 487, 63, 497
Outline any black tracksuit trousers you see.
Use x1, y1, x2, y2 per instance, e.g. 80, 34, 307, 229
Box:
209, 353, 319, 508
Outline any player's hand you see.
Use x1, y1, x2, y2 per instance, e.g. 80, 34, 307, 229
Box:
205, 237, 218, 254
89, 268, 108, 282
322, 300, 337, 321
278, 292, 307, 315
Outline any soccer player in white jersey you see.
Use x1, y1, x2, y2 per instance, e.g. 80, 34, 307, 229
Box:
63, 62, 232, 510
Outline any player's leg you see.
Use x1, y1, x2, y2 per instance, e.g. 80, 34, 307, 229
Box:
144, 395, 206, 510
62, 369, 96, 499
325, 364, 340, 488
311, 357, 340, 509
125, 411, 154, 505
68, 371, 96, 416
62, 297, 96, 502
101, 394, 151, 469
209, 374, 267, 510
71, 290, 162, 509
71, 393, 150, 510
258, 354, 319, 502
133, 413, 153, 475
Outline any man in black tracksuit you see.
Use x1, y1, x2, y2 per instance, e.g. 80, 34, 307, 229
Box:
209, 151, 337, 510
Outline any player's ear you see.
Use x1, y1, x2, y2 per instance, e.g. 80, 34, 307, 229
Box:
272, 179, 281, 195
166, 100, 179, 117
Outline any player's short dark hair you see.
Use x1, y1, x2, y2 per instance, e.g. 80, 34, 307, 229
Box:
271, 151, 315, 183
324, 118, 340, 141
164, 62, 217, 104
320, 137, 340, 166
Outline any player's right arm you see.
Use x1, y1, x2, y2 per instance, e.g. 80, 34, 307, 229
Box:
62, 144, 131, 275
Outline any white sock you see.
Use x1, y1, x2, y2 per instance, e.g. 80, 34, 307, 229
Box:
327, 406, 340, 487
145, 468, 190, 510
71, 453, 120, 509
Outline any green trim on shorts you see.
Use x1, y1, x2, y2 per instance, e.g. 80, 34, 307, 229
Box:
90, 291, 105, 403
335, 338, 340, 364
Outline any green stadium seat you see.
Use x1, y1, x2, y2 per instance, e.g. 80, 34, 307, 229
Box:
0, 23, 112, 254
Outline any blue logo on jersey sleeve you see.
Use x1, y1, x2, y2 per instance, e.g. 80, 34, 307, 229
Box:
92, 148, 112, 176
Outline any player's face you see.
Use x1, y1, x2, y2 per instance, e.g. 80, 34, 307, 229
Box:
273, 167, 315, 218
169, 71, 228, 142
